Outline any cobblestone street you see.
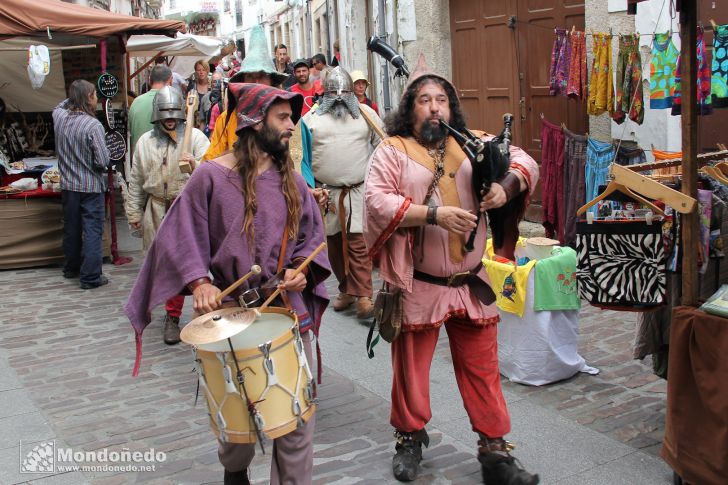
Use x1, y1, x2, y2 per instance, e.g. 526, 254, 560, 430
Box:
0, 222, 672, 484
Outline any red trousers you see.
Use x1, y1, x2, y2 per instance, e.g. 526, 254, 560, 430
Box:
390, 319, 511, 438
165, 295, 184, 318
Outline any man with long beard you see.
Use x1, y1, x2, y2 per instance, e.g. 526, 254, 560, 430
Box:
125, 86, 209, 344
125, 83, 331, 485
303, 67, 383, 319
364, 55, 540, 484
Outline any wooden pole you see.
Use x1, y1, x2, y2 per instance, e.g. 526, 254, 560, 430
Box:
680, 4, 699, 306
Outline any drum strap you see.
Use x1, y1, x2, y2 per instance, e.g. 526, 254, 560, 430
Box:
276, 216, 294, 311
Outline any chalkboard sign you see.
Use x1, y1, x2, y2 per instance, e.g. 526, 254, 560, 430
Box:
97, 72, 119, 99
104, 98, 115, 130
105, 130, 126, 161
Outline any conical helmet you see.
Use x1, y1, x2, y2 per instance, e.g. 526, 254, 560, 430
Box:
230, 25, 289, 86
151, 86, 185, 122
323, 66, 354, 96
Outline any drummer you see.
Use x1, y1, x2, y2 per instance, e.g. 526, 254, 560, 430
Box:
125, 83, 331, 485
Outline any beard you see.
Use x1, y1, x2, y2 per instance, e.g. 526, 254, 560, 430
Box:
332, 101, 349, 119
255, 123, 290, 162
418, 119, 448, 144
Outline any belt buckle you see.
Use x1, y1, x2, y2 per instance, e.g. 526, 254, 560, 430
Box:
239, 288, 261, 308
447, 271, 470, 287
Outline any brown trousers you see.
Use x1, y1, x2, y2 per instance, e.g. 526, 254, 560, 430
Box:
217, 332, 315, 484
327, 232, 373, 298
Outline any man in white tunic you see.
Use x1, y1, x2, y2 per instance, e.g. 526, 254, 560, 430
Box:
303, 67, 383, 318
125, 86, 210, 344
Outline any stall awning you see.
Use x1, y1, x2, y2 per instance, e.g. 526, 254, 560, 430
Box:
126, 33, 222, 58
0, 0, 186, 39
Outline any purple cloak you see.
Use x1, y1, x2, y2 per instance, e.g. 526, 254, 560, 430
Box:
124, 161, 331, 376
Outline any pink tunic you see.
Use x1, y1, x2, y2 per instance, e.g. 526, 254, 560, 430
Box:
363, 135, 539, 331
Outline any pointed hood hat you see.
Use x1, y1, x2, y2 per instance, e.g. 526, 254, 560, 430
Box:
405, 53, 456, 94
228, 83, 303, 134
230, 25, 289, 86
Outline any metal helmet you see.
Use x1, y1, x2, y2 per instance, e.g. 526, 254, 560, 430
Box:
151, 86, 185, 123
323, 66, 354, 96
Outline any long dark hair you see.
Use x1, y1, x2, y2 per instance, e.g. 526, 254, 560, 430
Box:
233, 127, 301, 246
68, 79, 97, 117
384, 76, 467, 137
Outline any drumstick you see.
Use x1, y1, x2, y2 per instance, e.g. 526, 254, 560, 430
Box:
258, 242, 327, 311
215, 265, 262, 304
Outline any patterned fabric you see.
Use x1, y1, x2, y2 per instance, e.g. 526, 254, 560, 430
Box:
649, 32, 679, 109
613, 34, 644, 124
576, 220, 666, 308
614, 140, 646, 166
52, 100, 111, 193
588, 33, 613, 116
549, 29, 571, 96
562, 127, 587, 247
567, 31, 587, 98
671, 26, 713, 115
540, 119, 565, 239
229, 82, 303, 132
584, 138, 614, 215
711, 24, 728, 108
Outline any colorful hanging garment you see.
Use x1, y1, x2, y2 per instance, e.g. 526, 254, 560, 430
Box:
613, 34, 644, 124
541, 119, 565, 239
711, 24, 728, 108
588, 33, 614, 116
672, 26, 712, 115
549, 29, 571, 96
614, 140, 646, 166
562, 127, 587, 247
649, 32, 679, 109
567, 31, 587, 98
584, 138, 614, 215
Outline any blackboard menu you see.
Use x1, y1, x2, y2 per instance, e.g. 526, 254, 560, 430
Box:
105, 130, 126, 161
98, 73, 119, 99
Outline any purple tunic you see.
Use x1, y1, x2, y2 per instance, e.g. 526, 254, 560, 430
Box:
125, 161, 331, 375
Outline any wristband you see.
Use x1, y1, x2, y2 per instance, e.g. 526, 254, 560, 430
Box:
426, 205, 439, 225
497, 172, 523, 202
187, 277, 211, 292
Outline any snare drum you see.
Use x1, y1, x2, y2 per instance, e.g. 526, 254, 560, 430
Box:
193, 307, 315, 443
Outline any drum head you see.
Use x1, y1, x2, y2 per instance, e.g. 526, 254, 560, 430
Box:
197, 310, 294, 352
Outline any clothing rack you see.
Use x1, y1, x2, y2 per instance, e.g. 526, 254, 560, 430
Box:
626, 150, 728, 172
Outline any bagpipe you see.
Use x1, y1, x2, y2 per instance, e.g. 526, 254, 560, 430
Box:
367, 38, 527, 259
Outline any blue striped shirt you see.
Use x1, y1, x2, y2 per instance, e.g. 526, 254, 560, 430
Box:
52, 100, 111, 193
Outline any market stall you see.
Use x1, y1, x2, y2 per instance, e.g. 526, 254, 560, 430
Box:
0, 0, 185, 270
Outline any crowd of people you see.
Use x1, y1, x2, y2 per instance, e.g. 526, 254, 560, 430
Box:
53, 22, 541, 485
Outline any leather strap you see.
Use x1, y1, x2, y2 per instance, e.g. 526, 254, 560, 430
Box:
413, 262, 484, 287
187, 277, 211, 292
277, 217, 289, 273
497, 171, 522, 202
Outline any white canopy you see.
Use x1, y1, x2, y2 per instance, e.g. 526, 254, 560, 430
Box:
126, 32, 222, 58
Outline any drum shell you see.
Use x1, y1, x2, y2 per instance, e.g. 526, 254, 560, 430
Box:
195, 307, 315, 443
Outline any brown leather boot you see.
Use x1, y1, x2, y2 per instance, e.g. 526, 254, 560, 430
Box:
333, 293, 356, 311
356, 296, 375, 319
163, 315, 181, 345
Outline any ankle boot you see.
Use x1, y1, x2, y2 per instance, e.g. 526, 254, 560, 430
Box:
477, 435, 539, 485
392, 429, 429, 482
163, 314, 181, 345
223, 468, 250, 485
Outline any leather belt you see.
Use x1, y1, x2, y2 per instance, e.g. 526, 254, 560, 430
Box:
413, 262, 484, 287
327, 181, 364, 276
413, 262, 496, 305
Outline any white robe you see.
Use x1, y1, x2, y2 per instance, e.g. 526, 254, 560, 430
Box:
125, 127, 210, 249
303, 104, 383, 236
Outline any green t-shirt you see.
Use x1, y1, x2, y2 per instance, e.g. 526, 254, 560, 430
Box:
128, 89, 158, 157
533, 247, 581, 311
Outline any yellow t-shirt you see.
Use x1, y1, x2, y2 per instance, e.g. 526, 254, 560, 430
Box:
483, 238, 535, 317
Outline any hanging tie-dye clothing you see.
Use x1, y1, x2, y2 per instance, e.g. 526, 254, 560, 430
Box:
549, 29, 571, 96
588, 33, 614, 116
584, 138, 614, 215
671, 26, 712, 116
649, 32, 679, 109
613, 34, 644, 124
567, 31, 587, 98
711, 24, 728, 108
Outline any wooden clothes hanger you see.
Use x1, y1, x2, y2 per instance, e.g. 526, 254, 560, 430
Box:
576, 180, 665, 216
702, 166, 728, 185
715, 161, 728, 176
577, 164, 697, 216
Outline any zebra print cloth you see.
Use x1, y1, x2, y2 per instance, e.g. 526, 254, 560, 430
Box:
576, 221, 666, 307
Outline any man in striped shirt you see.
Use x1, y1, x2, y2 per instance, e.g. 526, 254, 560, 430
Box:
53, 79, 111, 289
